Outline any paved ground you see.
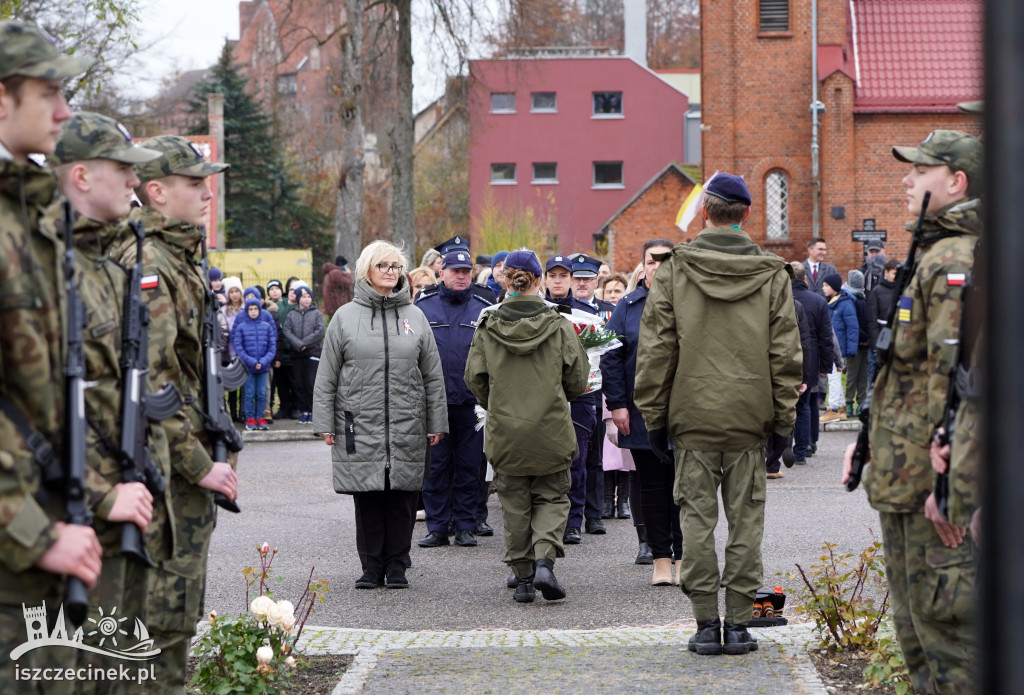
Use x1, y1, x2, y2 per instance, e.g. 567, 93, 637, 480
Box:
198, 425, 876, 694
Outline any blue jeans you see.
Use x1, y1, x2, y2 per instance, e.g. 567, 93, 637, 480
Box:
243, 372, 267, 420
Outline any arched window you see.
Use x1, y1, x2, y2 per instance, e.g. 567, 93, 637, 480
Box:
765, 171, 789, 239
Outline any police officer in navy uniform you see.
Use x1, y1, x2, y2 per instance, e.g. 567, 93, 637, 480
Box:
571, 253, 617, 534
419, 235, 496, 304
416, 250, 494, 548
545, 255, 599, 542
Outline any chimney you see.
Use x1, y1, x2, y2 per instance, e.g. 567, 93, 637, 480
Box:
623, 0, 647, 67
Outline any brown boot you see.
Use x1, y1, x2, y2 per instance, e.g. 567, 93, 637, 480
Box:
652, 557, 673, 586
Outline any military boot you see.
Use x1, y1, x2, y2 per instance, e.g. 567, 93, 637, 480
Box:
687, 617, 723, 656
533, 559, 566, 601
723, 622, 759, 655
513, 577, 535, 603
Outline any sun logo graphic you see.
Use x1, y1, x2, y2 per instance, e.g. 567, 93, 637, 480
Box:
9, 602, 160, 662
87, 606, 129, 648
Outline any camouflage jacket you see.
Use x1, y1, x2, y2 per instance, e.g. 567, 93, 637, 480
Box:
865, 199, 980, 512
66, 214, 130, 553
116, 207, 214, 486
0, 157, 66, 601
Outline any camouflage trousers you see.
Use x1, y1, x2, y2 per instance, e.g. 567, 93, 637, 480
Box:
878, 511, 977, 695
494, 468, 571, 579
145, 474, 217, 695
673, 447, 765, 625
76, 555, 151, 695
0, 595, 76, 695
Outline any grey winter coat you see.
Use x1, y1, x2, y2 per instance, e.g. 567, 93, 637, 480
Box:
313, 278, 448, 493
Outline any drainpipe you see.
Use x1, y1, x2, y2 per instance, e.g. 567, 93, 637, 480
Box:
811, 0, 821, 238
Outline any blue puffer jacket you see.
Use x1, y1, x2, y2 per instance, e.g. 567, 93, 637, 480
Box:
828, 290, 859, 357
416, 282, 492, 405
232, 298, 277, 373
599, 282, 650, 449
244, 286, 277, 331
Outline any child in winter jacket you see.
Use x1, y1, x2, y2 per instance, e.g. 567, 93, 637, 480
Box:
232, 297, 278, 430
282, 285, 325, 424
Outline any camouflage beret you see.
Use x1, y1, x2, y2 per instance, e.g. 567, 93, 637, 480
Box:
0, 21, 92, 81
50, 112, 161, 166
134, 134, 229, 182
892, 130, 982, 184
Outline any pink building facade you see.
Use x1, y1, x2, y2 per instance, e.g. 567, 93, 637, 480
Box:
469, 56, 690, 256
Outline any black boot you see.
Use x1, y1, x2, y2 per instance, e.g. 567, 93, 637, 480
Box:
533, 559, 566, 601
687, 617, 723, 656
602, 472, 615, 519
615, 471, 631, 518
635, 524, 653, 564
723, 622, 758, 655
513, 577, 535, 603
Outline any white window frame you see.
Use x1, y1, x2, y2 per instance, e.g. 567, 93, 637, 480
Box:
530, 92, 557, 113
531, 162, 558, 184
765, 170, 790, 239
592, 161, 624, 189
490, 163, 517, 185
489, 92, 516, 114
592, 91, 624, 119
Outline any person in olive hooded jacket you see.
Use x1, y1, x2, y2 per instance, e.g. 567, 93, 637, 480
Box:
635, 174, 802, 656
465, 250, 590, 604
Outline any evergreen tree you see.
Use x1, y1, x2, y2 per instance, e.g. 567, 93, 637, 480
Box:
188, 42, 328, 251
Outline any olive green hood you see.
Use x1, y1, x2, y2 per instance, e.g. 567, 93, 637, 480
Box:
479, 296, 566, 356
675, 226, 793, 302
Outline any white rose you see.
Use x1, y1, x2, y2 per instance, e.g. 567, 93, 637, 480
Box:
276, 600, 294, 618
280, 612, 296, 633
256, 646, 273, 665
266, 602, 285, 627
250, 595, 274, 621
285, 656, 297, 669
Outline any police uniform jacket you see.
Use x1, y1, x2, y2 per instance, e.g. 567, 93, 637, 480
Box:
415, 281, 491, 405
864, 199, 980, 513
600, 282, 653, 450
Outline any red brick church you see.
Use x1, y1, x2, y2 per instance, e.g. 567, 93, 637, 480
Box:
698, 0, 982, 273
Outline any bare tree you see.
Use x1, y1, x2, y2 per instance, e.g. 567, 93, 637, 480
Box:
334, 0, 368, 265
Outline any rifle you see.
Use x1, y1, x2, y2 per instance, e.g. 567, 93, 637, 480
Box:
199, 234, 245, 513
63, 200, 94, 626
847, 192, 930, 492
118, 220, 181, 565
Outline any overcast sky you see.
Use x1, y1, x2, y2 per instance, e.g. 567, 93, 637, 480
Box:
130, 0, 499, 111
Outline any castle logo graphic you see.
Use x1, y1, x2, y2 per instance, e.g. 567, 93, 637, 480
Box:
9, 601, 161, 662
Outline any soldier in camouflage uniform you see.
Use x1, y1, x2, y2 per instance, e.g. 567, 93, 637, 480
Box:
843, 130, 981, 695
116, 135, 235, 694
49, 112, 163, 694
0, 22, 101, 694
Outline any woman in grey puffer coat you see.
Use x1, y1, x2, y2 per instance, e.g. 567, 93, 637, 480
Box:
313, 241, 448, 590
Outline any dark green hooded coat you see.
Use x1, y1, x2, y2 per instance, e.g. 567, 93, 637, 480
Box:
634, 226, 802, 451
464, 294, 589, 476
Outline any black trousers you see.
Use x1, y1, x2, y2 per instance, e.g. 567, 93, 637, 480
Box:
272, 361, 295, 414
292, 353, 318, 412
585, 414, 606, 522
352, 488, 418, 575
631, 448, 682, 560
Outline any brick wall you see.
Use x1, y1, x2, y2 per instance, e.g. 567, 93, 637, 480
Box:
606, 168, 695, 273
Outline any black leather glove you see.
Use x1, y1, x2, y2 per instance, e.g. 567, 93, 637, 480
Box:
765, 433, 791, 469
647, 428, 672, 464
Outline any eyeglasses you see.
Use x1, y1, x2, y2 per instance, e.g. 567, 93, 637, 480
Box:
376, 263, 403, 274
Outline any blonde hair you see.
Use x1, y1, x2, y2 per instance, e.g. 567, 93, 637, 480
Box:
625, 263, 644, 293
356, 240, 409, 283
409, 266, 435, 288
420, 248, 441, 269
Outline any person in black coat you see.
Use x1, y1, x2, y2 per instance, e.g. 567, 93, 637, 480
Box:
866, 258, 899, 387
789, 262, 833, 464
768, 299, 812, 478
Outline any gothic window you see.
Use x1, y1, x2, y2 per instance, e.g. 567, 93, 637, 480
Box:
765, 171, 789, 239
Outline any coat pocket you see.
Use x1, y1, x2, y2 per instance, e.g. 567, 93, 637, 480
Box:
344, 411, 356, 454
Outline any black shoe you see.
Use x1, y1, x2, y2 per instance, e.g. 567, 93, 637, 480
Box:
453, 529, 477, 547
723, 622, 758, 655
506, 570, 518, 589
687, 617, 723, 656
807, 443, 817, 456
794, 458, 807, 466
602, 499, 614, 519
563, 527, 582, 544
616, 500, 631, 519
585, 519, 606, 535
474, 521, 494, 537
513, 578, 536, 603
782, 442, 795, 468
355, 572, 382, 589
533, 559, 566, 601
385, 570, 408, 589
635, 541, 654, 565
417, 531, 449, 548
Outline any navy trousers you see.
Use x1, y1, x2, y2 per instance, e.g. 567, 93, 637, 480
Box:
567, 400, 596, 528
422, 403, 484, 534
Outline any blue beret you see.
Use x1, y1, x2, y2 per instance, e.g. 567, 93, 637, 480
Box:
491, 250, 510, 268
705, 173, 751, 206
545, 255, 572, 273
506, 250, 543, 277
